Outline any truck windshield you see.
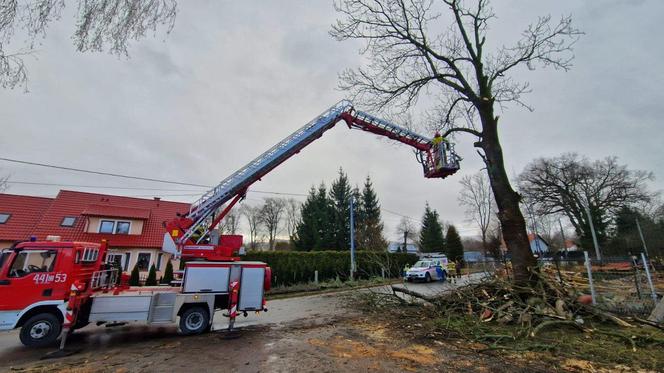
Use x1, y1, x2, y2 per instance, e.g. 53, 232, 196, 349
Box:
8, 250, 57, 278
0, 250, 10, 270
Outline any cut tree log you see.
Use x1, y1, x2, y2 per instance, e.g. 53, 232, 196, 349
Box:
390, 285, 435, 302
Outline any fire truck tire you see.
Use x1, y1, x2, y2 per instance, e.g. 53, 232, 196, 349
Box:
19, 313, 62, 347
179, 307, 209, 335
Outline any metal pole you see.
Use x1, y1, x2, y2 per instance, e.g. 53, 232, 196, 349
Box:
641, 252, 658, 303
584, 251, 597, 305
636, 218, 650, 258
349, 197, 356, 280
583, 204, 602, 261
558, 219, 568, 255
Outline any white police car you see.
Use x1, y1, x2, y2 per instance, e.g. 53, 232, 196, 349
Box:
404, 259, 447, 282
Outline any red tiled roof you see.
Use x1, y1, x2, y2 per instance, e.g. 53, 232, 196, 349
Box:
82, 204, 151, 220
0, 194, 54, 241
30, 190, 190, 249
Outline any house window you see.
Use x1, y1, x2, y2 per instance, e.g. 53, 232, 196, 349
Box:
136, 253, 151, 271
156, 253, 163, 271
107, 253, 123, 268
115, 221, 130, 235
0, 213, 10, 224
125, 252, 131, 271
60, 216, 76, 227
99, 220, 115, 234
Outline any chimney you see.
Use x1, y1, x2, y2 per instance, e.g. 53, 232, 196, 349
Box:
154, 197, 161, 201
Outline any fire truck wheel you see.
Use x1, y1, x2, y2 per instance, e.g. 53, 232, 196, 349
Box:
19, 313, 62, 347
179, 307, 209, 335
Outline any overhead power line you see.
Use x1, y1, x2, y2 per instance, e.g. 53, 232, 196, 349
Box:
2, 157, 450, 225
7, 181, 205, 192
0, 157, 210, 187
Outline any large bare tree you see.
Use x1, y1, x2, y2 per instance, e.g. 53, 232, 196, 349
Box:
518, 153, 654, 250
218, 208, 240, 235
283, 198, 301, 241
241, 204, 263, 250
0, 0, 177, 89
395, 217, 417, 252
458, 171, 494, 256
260, 197, 286, 251
332, 0, 581, 283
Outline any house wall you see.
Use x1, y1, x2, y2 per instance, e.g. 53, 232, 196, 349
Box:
0, 240, 14, 249
85, 217, 144, 235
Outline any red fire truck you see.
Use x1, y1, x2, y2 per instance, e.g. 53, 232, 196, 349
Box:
0, 101, 460, 350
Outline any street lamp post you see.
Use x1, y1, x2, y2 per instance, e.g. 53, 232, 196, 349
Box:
583, 204, 602, 261
349, 197, 356, 280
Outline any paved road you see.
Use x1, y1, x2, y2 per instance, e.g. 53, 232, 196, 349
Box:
0, 273, 487, 366
391, 272, 488, 298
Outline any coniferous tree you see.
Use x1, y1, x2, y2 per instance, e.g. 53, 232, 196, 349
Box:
419, 203, 445, 253
293, 186, 321, 251
357, 176, 387, 251
445, 225, 464, 262
145, 264, 158, 286
315, 183, 336, 249
329, 168, 353, 250
161, 260, 174, 285
129, 264, 140, 286
293, 184, 335, 251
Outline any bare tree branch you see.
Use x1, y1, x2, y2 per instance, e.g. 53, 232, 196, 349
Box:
0, 0, 177, 89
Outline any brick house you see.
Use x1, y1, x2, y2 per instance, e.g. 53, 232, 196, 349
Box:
0, 190, 190, 278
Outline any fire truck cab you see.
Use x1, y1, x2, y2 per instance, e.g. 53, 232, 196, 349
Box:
0, 240, 106, 346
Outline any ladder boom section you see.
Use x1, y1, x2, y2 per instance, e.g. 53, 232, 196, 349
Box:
181, 100, 353, 243
340, 110, 433, 152
341, 109, 460, 179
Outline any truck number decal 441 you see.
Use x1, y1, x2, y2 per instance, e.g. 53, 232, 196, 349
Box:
33, 273, 67, 285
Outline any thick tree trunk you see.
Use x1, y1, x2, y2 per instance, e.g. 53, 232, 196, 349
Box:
478, 105, 536, 285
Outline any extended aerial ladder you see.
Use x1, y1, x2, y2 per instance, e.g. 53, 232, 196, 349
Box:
163, 100, 460, 260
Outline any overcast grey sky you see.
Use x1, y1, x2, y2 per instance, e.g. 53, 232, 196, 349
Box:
1, 1, 662, 241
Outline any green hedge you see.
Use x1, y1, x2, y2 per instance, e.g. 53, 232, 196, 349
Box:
243, 251, 418, 286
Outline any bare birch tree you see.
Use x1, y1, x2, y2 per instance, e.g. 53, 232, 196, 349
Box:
458, 171, 493, 255
0, 0, 177, 89
332, 0, 581, 284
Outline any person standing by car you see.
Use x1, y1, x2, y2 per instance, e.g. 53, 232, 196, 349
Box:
435, 262, 445, 282
447, 260, 456, 284
455, 259, 461, 280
